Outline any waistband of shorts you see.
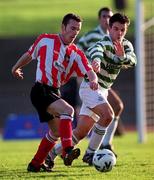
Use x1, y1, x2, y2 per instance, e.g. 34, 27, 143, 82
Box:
84, 77, 89, 82
35, 82, 60, 92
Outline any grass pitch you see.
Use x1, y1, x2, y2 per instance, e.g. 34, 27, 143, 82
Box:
0, 0, 153, 38
0, 0, 137, 37
0, 132, 154, 180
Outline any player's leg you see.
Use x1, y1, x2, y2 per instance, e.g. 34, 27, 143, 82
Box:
100, 88, 124, 151
82, 102, 114, 165
110, 88, 125, 136
45, 109, 96, 170
47, 98, 81, 166
28, 98, 79, 171
27, 117, 59, 172
27, 82, 79, 172
27, 83, 60, 172
79, 81, 114, 165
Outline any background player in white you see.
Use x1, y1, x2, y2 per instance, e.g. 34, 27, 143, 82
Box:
11, 13, 98, 172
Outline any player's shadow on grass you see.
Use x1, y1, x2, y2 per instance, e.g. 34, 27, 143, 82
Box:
0, 167, 92, 179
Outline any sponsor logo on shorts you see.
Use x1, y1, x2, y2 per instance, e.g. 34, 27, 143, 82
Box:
98, 95, 104, 101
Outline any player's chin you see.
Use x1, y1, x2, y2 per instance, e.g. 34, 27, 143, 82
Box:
117, 37, 123, 42
68, 37, 75, 44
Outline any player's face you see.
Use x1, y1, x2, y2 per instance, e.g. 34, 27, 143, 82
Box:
61, 19, 82, 45
109, 22, 128, 42
99, 11, 113, 31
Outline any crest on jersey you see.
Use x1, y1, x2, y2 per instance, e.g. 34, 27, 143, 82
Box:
54, 61, 66, 73
64, 54, 70, 62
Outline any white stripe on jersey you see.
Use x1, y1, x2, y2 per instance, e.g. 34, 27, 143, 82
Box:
28, 34, 91, 88
36, 38, 54, 86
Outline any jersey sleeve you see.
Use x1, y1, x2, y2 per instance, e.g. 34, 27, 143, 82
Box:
87, 41, 105, 64
75, 48, 92, 76
122, 41, 137, 67
27, 34, 44, 60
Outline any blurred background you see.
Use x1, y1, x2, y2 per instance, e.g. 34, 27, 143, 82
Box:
0, 0, 153, 141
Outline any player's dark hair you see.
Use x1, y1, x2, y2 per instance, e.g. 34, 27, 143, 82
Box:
62, 13, 82, 26
109, 13, 130, 27
98, 7, 112, 18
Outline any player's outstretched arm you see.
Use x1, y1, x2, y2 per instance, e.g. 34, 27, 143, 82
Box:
11, 52, 32, 79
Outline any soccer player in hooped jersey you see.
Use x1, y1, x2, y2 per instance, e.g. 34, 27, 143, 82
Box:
11, 13, 98, 172
78, 7, 125, 146
46, 13, 136, 168
81, 12, 137, 165
45, 13, 137, 169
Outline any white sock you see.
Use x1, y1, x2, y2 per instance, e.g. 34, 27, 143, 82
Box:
49, 131, 79, 161
72, 131, 80, 145
49, 143, 62, 161
87, 123, 106, 153
102, 117, 119, 146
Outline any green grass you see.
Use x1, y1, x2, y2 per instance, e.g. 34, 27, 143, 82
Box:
0, 0, 153, 38
0, 0, 153, 37
0, 132, 154, 180
0, 0, 137, 37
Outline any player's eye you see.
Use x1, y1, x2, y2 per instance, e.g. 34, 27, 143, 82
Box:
102, 15, 111, 18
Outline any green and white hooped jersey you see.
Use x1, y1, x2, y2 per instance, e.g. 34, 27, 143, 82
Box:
87, 35, 137, 89
77, 25, 106, 58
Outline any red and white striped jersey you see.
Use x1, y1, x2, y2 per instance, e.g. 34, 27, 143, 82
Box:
27, 33, 92, 88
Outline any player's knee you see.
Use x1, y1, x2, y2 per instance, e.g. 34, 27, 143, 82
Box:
64, 105, 74, 117
114, 101, 124, 115
99, 111, 114, 126
106, 113, 114, 124
50, 129, 59, 138
118, 101, 124, 112
46, 130, 59, 143
60, 105, 74, 122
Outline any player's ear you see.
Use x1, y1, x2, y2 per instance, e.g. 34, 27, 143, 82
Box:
61, 24, 66, 32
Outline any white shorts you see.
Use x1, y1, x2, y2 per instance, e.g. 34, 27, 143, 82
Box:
79, 80, 108, 122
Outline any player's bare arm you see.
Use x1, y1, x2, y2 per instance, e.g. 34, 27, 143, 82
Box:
91, 59, 101, 73
12, 52, 32, 79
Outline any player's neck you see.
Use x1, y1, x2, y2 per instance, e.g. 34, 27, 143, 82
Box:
101, 26, 108, 34
59, 34, 69, 46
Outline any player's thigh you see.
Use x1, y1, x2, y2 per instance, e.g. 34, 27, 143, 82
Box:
47, 98, 74, 116
91, 103, 114, 126
79, 84, 108, 109
108, 89, 124, 110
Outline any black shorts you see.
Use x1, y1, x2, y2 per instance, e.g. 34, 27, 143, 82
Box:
30, 82, 61, 123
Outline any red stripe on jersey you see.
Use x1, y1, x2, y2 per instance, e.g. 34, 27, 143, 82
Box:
64, 61, 85, 83
60, 47, 72, 83
38, 45, 48, 84
76, 48, 92, 72
62, 45, 92, 84
51, 35, 61, 88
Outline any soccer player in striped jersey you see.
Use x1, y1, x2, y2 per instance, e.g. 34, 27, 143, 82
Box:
11, 13, 98, 172
81, 12, 137, 165
44, 12, 136, 170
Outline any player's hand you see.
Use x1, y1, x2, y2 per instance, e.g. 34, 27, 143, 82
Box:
91, 60, 101, 73
12, 67, 24, 79
114, 41, 125, 57
89, 80, 98, 90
